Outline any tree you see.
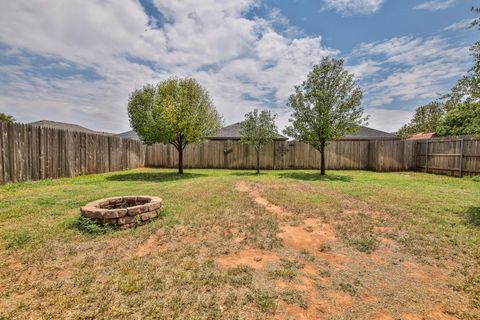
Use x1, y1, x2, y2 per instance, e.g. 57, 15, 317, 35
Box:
128, 78, 222, 174
470, 6, 479, 30
284, 57, 366, 175
396, 102, 445, 138
240, 109, 278, 174
444, 42, 480, 109
0, 112, 15, 123
437, 102, 480, 136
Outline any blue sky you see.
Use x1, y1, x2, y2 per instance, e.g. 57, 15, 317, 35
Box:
0, 0, 477, 133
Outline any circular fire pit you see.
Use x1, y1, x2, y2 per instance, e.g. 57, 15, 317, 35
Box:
80, 196, 163, 229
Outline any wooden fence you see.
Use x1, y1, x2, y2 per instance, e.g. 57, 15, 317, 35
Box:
0, 122, 145, 183
416, 136, 480, 176
0, 122, 478, 183
145, 139, 417, 172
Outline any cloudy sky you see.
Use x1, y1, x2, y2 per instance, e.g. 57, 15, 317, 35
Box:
0, 0, 477, 134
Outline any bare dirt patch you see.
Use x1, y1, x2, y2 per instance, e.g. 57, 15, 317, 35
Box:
136, 234, 158, 257
278, 220, 336, 251
235, 182, 292, 217
217, 249, 279, 269
227, 180, 472, 319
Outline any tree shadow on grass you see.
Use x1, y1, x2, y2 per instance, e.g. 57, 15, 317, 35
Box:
277, 172, 353, 182
230, 171, 266, 176
466, 207, 480, 227
106, 172, 206, 183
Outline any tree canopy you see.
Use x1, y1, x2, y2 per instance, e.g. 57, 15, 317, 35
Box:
397, 102, 445, 138
284, 57, 366, 175
437, 102, 480, 136
240, 109, 278, 174
0, 112, 15, 123
128, 78, 222, 174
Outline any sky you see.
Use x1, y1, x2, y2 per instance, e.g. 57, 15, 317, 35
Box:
0, 0, 478, 134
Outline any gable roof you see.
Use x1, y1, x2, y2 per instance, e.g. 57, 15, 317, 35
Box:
29, 120, 110, 134
407, 132, 437, 140
116, 130, 140, 140
340, 126, 395, 140
208, 122, 288, 141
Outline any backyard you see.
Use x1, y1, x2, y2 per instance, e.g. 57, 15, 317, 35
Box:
0, 169, 479, 319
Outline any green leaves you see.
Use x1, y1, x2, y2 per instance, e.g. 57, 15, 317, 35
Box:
128, 78, 222, 149
127, 78, 223, 173
437, 102, 480, 136
240, 109, 278, 173
283, 57, 366, 150
397, 102, 445, 139
240, 109, 278, 150
0, 112, 15, 123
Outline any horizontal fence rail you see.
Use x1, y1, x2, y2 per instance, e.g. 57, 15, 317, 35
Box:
415, 136, 480, 177
145, 139, 417, 172
0, 122, 145, 183
0, 122, 478, 183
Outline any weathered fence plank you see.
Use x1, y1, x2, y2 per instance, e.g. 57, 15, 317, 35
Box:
0, 122, 478, 183
0, 122, 145, 183
416, 136, 480, 176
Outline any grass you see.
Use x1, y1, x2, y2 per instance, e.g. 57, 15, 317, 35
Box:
0, 168, 479, 319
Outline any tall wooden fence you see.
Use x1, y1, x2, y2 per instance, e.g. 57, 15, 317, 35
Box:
0, 122, 478, 183
0, 122, 145, 183
416, 136, 480, 176
145, 139, 417, 172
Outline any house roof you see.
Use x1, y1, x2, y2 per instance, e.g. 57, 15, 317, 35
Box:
29, 120, 111, 134
207, 122, 289, 141
407, 132, 437, 140
339, 126, 396, 140
115, 130, 140, 140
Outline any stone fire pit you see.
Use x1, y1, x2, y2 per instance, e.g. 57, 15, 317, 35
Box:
81, 196, 163, 229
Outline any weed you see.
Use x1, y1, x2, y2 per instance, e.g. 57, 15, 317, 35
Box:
246, 289, 277, 314
269, 259, 304, 280
226, 265, 254, 287
351, 236, 380, 254
319, 243, 332, 252
338, 281, 359, 296
466, 207, 480, 227
299, 249, 315, 262
4, 230, 32, 249
279, 289, 308, 309
72, 215, 116, 235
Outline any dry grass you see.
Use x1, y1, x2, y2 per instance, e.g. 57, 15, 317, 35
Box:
0, 169, 479, 319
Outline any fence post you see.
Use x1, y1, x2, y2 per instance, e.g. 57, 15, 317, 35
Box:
425, 140, 429, 173
459, 138, 464, 177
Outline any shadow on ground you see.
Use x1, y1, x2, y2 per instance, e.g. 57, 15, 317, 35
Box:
466, 207, 480, 227
230, 171, 265, 176
277, 172, 353, 182
106, 172, 206, 182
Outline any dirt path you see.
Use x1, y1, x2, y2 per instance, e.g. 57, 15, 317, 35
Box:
219, 181, 466, 320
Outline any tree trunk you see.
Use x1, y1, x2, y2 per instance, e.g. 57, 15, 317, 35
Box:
178, 146, 184, 174
256, 148, 260, 174
320, 142, 326, 175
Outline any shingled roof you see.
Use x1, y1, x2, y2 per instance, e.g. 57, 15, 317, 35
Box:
116, 130, 140, 140
29, 120, 112, 135
207, 122, 288, 141
340, 126, 395, 140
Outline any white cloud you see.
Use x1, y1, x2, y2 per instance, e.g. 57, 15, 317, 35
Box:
346, 59, 382, 79
444, 18, 476, 31
365, 108, 414, 132
353, 36, 470, 107
0, 0, 472, 135
0, 0, 335, 133
322, 0, 384, 16
413, 0, 456, 11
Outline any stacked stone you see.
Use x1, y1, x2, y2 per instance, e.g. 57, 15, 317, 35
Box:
80, 196, 163, 229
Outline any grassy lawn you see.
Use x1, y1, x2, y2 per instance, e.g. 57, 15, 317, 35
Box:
0, 169, 479, 319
